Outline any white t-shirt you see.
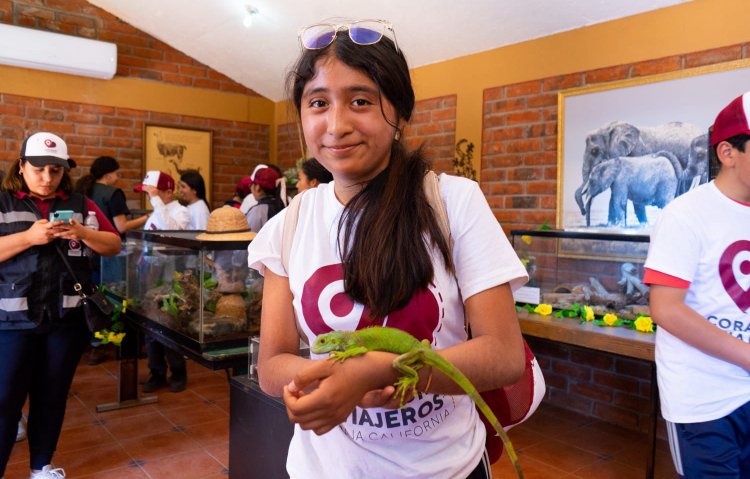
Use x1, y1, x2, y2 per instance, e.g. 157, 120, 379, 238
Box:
187, 200, 210, 230
645, 181, 750, 423
247, 174, 528, 478
143, 197, 190, 231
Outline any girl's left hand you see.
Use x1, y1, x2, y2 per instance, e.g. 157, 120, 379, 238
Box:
51, 219, 89, 241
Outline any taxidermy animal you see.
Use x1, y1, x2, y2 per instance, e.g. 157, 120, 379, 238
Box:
680, 133, 709, 194
574, 121, 702, 218
312, 326, 524, 479
578, 151, 682, 227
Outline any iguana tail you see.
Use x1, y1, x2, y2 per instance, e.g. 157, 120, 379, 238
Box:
426, 352, 524, 479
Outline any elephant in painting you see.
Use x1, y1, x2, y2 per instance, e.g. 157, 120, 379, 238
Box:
574, 121, 703, 221
578, 151, 683, 227
680, 133, 709, 194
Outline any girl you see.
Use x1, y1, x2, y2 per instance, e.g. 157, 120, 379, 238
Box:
178, 169, 210, 230
0, 132, 121, 479
247, 20, 528, 479
296, 157, 333, 192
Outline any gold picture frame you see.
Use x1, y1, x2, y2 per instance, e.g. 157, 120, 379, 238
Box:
557, 59, 750, 233
143, 124, 212, 208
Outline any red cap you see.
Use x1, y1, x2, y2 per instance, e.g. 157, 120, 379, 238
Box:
134, 170, 175, 192
711, 92, 750, 146
253, 167, 281, 190
235, 176, 253, 197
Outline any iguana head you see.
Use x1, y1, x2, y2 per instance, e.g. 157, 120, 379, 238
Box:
311, 331, 353, 354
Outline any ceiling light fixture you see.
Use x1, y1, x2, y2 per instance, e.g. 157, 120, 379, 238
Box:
243, 5, 259, 28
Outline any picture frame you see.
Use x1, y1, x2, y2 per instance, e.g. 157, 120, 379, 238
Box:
557, 59, 750, 232
143, 124, 212, 208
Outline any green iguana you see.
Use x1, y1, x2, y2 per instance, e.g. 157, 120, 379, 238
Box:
312, 326, 524, 479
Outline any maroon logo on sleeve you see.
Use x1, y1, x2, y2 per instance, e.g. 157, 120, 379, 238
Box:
719, 240, 750, 312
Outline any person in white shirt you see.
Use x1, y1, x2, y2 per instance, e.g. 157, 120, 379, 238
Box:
239, 164, 268, 214
178, 169, 210, 230
246, 19, 527, 479
134, 171, 190, 393
645, 92, 750, 477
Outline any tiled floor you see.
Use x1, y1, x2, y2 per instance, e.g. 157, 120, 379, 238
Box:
5, 354, 678, 479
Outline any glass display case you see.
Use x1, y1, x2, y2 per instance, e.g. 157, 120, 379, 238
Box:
125, 230, 261, 352
510, 229, 651, 319
100, 248, 128, 298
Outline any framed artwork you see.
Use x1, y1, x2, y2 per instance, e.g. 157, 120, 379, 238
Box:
143, 124, 212, 208
557, 59, 750, 232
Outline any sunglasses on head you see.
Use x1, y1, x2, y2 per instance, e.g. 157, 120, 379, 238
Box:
298, 19, 399, 52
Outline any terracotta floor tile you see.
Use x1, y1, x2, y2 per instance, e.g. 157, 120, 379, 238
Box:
77, 464, 151, 478
191, 383, 231, 402
160, 402, 228, 428
119, 429, 202, 463
204, 443, 229, 468
491, 452, 569, 478
521, 437, 603, 473
140, 449, 225, 479
103, 410, 176, 441
51, 441, 133, 476
57, 422, 114, 454
182, 418, 229, 447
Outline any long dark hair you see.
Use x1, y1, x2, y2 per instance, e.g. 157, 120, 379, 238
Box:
75, 155, 119, 196
288, 29, 454, 319
3, 159, 74, 195
180, 169, 207, 202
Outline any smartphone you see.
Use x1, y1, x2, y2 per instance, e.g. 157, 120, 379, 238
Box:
49, 210, 75, 224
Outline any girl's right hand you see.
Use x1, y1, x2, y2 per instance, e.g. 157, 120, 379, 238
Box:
26, 219, 57, 245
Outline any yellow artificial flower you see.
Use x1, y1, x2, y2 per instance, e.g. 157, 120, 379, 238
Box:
521, 235, 532, 245
583, 305, 594, 321
534, 304, 552, 316
94, 331, 104, 340
122, 299, 127, 314
634, 316, 654, 333
603, 313, 618, 326
520, 258, 530, 268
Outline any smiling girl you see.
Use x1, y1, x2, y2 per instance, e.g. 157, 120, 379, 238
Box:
247, 20, 528, 479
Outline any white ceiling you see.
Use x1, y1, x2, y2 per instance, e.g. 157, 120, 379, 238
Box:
87, 0, 691, 102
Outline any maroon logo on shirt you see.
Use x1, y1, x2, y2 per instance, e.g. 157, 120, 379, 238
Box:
301, 263, 440, 341
719, 240, 750, 312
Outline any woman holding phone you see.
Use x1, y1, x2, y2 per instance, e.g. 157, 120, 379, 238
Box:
0, 132, 121, 479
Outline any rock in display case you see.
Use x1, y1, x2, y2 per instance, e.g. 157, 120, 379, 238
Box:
125, 230, 261, 351
510, 229, 651, 319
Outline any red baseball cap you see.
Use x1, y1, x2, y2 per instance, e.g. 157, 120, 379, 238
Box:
134, 170, 175, 192
235, 176, 253, 197
711, 92, 750, 146
253, 167, 281, 190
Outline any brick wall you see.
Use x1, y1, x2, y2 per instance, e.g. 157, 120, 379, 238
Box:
482, 43, 749, 233
0, 93, 268, 209
488, 44, 750, 433
276, 94, 458, 175
0, 0, 268, 209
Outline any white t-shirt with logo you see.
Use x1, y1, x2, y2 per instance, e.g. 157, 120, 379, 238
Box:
645, 181, 750, 423
247, 173, 527, 479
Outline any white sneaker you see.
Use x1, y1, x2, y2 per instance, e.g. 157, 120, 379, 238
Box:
16, 419, 26, 442
29, 465, 66, 479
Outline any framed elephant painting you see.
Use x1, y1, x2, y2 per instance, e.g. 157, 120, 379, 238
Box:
557, 59, 750, 232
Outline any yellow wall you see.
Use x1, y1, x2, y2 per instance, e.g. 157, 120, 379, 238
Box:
411, 0, 750, 169
2, 0, 747, 167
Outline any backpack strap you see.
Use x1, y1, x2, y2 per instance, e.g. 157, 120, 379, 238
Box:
423, 170, 451, 248
281, 189, 308, 274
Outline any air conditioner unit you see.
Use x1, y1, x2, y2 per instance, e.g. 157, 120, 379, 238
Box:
0, 23, 117, 80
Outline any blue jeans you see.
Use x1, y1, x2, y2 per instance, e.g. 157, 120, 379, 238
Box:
0, 315, 88, 474
668, 400, 750, 478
